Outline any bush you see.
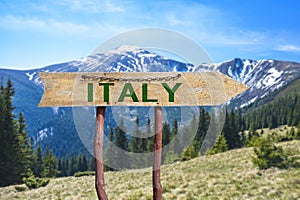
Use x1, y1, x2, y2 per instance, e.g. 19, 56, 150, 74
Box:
246, 131, 262, 147
295, 126, 300, 140
15, 185, 28, 192
74, 171, 95, 177
180, 144, 198, 161
207, 134, 228, 156
252, 138, 292, 170
23, 176, 50, 189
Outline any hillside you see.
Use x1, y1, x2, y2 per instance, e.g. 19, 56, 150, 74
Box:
1, 140, 299, 200
243, 77, 300, 110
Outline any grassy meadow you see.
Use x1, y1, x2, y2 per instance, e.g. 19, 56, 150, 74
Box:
0, 140, 299, 200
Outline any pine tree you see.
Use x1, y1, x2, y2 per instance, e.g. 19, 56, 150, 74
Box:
140, 117, 149, 153
223, 109, 242, 149
114, 119, 129, 169
0, 78, 19, 185
173, 120, 181, 155
104, 127, 117, 170
171, 118, 178, 140
89, 156, 95, 171
146, 117, 154, 152
64, 157, 70, 176
69, 154, 77, 176
77, 154, 83, 172
0, 79, 39, 186
34, 141, 43, 177
42, 147, 58, 178
129, 116, 140, 152
180, 144, 198, 161
162, 122, 171, 147
201, 109, 219, 154
194, 108, 210, 152
236, 109, 243, 131
207, 134, 228, 155
82, 154, 88, 172
115, 118, 128, 150
57, 158, 63, 177
16, 112, 35, 178
195, 108, 206, 142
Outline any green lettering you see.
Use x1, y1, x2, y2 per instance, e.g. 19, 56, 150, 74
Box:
162, 83, 182, 102
118, 83, 139, 102
142, 83, 158, 102
88, 83, 93, 102
99, 83, 114, 102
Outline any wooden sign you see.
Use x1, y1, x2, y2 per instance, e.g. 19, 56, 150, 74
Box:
38, 72, 248, 107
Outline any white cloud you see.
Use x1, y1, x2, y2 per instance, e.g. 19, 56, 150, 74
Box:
200, 30, 266, 46
165, 13, 188, 27
0, 15, 90, 35
159, 3, 266, 47
57, 0, 124, 13
0, 2, 268, 48
275, 44, 300, 52
104, 0, 124, 12
0, 14, 132, 41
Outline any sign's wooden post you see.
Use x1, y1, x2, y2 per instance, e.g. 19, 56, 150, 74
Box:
94, 106, 108, 200
153, 106, 163, 200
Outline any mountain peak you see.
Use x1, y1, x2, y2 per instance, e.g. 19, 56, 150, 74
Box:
106, 45, 142, 54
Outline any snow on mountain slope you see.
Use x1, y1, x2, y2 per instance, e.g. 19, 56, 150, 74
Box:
203, 58, 300, 107
27, 45, 194, 86
24, 46, 300, 108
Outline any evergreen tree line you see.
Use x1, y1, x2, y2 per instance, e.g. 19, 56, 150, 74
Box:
104, 115, 184, 169
182, 108, 243, 159
57, 154, 95, 177
0, 79, 58, 186
243, 93, 300, 130
103, 108, 224, 167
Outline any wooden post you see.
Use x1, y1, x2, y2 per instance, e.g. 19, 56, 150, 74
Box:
153, 106, 163, 200
94, 106, 108, 200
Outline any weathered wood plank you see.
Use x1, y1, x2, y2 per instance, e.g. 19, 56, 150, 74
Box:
38, 72, 248, 107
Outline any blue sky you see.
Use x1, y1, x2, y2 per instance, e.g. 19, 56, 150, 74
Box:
1, 0, 300, 69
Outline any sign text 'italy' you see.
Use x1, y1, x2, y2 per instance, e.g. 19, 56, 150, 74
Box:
38, 72, 248, 107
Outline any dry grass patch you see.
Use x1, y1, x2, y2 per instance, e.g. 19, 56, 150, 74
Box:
0, 140, 299, 199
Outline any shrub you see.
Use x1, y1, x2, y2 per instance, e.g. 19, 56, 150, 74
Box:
252, 138, 291, 170
207, 134, 228, 156
294, 126, 300, 140
14, 185, 28, 192
74, 171, 95, 177
23, 176, 50, 189
180, 144, 198, 161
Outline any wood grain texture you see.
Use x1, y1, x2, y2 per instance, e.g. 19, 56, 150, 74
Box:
38, 72, 248, 107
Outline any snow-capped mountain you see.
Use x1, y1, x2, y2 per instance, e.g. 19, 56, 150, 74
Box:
1, 45, 300, 156
25, 46, 300, 108
26, 45, 193, 86
200, 58, 300, 107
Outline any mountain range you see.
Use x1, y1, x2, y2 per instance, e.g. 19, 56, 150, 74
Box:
1, 45, 300, 156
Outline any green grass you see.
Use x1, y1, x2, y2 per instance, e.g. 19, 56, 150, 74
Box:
244, 125, 293, 135
1, 140, 300, 200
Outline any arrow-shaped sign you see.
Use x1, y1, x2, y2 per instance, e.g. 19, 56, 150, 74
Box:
38, 72, 248, 107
